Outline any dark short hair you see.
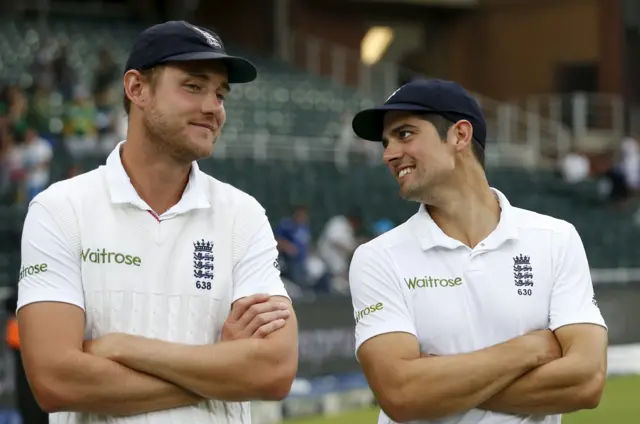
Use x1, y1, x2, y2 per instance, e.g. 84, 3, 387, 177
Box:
416, 113, 485, 169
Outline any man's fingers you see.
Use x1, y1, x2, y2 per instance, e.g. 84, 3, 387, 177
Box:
228, 293, 270, 321
252, 319, 287, 339
236, 300, 290, 328
245, 309, 291, 335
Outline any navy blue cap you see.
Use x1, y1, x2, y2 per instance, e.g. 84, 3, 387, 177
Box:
352, 79, 486, 149
125, 21, 257, 84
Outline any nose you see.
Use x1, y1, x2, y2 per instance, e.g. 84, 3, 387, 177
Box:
201, 92, 223, 115
382, 142, 403, 165
201, 93, 225, 127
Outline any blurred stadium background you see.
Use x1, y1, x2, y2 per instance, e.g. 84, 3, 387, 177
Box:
1, 0, 640, 422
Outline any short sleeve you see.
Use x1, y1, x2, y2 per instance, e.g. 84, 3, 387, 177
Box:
549, 224, 606, 331
349, 244, 417, 358
17, 201, 85, 312
232, 211, 289, 303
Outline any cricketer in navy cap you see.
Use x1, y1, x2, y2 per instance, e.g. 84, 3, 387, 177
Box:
351, 78, 488, 204
125, 20, 257, 83
121, 20, 259, 163
352, 78, 486, 148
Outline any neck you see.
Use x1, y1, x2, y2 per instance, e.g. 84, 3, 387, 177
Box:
121, 127, 191, 216
424, 165, 500, 248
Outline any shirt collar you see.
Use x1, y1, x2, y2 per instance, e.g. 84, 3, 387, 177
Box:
104, 141, 211, 217
411, 188, 519, 251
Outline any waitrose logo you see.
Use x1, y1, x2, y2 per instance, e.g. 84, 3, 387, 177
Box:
405, 276, 462, 289
81, 248, 142, 266
18, 263, 48, 282
355, 302, 383, 324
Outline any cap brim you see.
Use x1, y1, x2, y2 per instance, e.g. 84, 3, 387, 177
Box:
160, 52, 258, 83
351, 103, 434, 141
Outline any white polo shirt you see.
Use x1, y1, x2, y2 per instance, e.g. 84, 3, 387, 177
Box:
18, 141, 289, 424
349, 189, 606, 424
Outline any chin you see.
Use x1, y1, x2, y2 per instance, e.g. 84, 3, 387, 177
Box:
187, 137, 215, 158
399, 184, 425, 203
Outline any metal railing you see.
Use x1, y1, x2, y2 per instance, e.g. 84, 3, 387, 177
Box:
513, 93, 625, 154
281, 30, 576, 168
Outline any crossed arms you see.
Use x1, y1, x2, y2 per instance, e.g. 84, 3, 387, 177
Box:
19, 294, 297, 415
358, 324, 607, 422
350, 224, 608, 422
17, 200, 298, 416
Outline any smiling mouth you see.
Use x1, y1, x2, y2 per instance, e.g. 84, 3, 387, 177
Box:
398, 167, 415, 178
191, 123, 215, 132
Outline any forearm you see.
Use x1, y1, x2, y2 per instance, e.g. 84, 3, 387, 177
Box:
40, 350, 202, 415
395, 340, 542, 421
113, 336, 295, 401
480, 356, 602, 415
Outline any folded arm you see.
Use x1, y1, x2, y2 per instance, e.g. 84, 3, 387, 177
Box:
17, 201, 202, 415
19, 302, 203, 415
481, 225, 608, 415
348, 244, 554, 422
358, 331, 554, 422
108, 296, 298, 401
480, 324, 607, 415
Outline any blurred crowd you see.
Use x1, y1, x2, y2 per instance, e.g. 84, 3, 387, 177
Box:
559, 135, 640, 207
0, 41, 126, 207
274, 205, 395, 297
0, 38, 395, 298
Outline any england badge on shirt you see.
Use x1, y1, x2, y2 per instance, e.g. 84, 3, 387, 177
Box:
513, 254, 534, 287
193, 239, 214, 290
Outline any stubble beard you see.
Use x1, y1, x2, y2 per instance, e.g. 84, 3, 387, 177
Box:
143, 104, 215, 163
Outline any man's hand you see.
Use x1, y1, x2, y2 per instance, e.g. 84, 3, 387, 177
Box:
519, 330, 562, 364
84, 333, 131, 361
222, 294, 290, 341
420, 330, 561, 362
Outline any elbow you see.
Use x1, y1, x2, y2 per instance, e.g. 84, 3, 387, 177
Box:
377, 384, 448, 422
29, 374, 73, 413
376, 385, 422, 423
257, 364, 296, 401
255, 355, 298, 401
577, 370, 606, 410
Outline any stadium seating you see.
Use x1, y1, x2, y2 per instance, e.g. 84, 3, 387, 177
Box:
2, 157, 635, 288
1, 18, 639, 287
0, 18, 375, 141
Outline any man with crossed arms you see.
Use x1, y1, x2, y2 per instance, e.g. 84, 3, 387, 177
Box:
17, 21, 297, 423
348, 79, 608, 423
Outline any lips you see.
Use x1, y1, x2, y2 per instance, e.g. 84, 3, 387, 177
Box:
190, 123, 215, 132
395, 165, 416, 179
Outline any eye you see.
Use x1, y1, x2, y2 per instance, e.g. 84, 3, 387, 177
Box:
398, 130, 412, 139
185, 83, 202, 92
216, 93, 226, 102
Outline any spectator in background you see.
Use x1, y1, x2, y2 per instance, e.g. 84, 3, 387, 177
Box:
64, 85, 98, 154
317, 209, 362, 292
620, 135, 640, 195
19, 127, 53, 201
95, 89, 120, 152
560, 149, 590, 184
31, 40, 57, 92
30, 84, 56, 136
4, 291, 48, 424
93, 48, 120, 98
372, 218, 395, 237
5, 87, 29, 142
275, 205, 311, 287
53, 40, 76, 101
0, 117, 11, 197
